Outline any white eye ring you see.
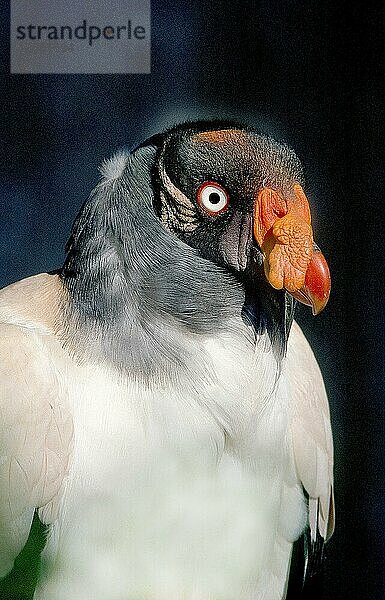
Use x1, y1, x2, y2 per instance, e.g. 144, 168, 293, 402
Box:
197, 182, 229, 215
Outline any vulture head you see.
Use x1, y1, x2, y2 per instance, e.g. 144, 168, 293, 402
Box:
152, 122, 330, 315
61, 121, 330, 372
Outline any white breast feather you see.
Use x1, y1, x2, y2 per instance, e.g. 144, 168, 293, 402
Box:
34, 322, 304, 600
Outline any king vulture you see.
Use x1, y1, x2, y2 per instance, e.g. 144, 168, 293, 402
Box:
0, 122, 334, 599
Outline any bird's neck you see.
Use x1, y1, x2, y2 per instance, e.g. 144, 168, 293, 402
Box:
59, 148, 247, 378
60, 232, 248, 379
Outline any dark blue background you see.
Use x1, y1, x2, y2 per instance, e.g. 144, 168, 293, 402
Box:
0, 2, 383, 598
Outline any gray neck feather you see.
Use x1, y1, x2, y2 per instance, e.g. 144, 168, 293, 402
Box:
61, 146, 246, 380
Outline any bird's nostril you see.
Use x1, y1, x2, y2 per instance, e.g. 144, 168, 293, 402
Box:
255, 188, 288, 239
272, 206, 286, 218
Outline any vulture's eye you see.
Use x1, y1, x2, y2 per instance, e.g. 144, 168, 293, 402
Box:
197, 182, 229, 216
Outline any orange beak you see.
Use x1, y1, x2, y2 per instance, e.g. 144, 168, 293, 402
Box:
253, 184, 330, 315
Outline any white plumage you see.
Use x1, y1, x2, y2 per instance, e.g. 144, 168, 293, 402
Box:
0, 273, 333, 598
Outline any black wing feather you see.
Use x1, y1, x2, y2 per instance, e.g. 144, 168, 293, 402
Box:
286, 525, 327, 599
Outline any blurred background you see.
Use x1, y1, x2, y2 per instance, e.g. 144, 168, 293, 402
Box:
0, 1, 383, 598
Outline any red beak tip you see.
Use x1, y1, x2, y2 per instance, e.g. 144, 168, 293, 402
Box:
312, 290, 331, 315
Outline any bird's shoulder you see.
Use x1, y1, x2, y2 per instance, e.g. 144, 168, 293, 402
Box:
0, 272, 64, 334
286, 321, 334, 541
0, 275, 73, 576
